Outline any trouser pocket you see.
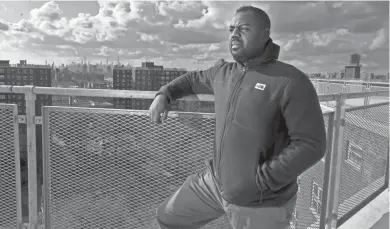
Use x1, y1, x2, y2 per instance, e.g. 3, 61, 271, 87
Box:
223, 194, 298, 229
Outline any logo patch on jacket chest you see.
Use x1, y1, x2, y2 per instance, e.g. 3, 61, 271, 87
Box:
254, 83, 266, 90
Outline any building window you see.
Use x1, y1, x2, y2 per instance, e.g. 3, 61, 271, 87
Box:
346, 141, 363, 170
310, 181, 322, 216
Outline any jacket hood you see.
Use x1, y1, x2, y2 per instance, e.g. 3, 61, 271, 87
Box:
243, 38, 280, 68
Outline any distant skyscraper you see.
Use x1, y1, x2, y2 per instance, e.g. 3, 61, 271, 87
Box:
345, 53, 361, 79
350, 53, 361, 65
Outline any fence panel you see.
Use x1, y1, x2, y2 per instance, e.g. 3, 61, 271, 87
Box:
42, 107, 231, 229
328, 83, 343, 94
315, 82, 327, 95
292, 113, 332, 229
336, 102, 389, 226
41, 106, 334, 229
0, 104, 22, 229
346, 84, 365, 93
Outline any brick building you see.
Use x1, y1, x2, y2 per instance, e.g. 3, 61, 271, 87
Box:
291, 110, 388, 229
113, 62, 186, 111
0, 60, 52, 185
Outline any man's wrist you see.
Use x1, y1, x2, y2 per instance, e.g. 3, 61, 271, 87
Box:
156, 93, 170, 104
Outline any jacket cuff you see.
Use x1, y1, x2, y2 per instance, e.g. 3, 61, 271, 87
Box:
155, 91, 171, 104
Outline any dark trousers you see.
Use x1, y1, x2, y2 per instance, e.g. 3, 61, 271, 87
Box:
156, 168, 297, 229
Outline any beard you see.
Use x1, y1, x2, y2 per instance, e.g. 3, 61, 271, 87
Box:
229, 44, 263, 64
230, 46, 249, 63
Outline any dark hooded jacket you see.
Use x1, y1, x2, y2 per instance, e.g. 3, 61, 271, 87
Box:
156, 39, 327, 206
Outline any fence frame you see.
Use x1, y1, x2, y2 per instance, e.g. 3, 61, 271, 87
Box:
335, 101, 390, 227
0, 103, 23, 229
0, 85, 388, 229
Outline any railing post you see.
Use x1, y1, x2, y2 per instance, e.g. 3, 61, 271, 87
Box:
324, 94, 346, 229
319, 112, 335, 229
364, 87, 370, 105
25, 86, 38, 229
342, 85, 347, 94
326, 81, 330, 94
385, 143, 389, 188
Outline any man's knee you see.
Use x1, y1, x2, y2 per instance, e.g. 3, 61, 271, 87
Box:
156, 203, 167, 224
156, 202, 178, 229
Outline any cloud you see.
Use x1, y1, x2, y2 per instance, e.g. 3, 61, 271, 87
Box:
369, 28, 388, 51
0, 21, 9, 31
0, 1, 388, 73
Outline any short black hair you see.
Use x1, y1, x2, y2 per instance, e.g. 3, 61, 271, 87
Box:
236, 5, 271, 30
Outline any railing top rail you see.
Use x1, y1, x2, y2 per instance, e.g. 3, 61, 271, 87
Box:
311, 78, 389, 86
0, 85, 388, 102
345, 101, 390, 112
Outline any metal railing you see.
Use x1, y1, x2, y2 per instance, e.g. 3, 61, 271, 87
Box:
0, 85, 388, 229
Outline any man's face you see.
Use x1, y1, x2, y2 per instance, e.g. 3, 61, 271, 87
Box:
229, 11, 269, 63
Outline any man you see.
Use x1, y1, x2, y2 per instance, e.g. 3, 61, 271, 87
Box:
149, 5, 326, 229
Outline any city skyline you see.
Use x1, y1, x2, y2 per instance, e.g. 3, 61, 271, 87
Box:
0, 1, 389, 74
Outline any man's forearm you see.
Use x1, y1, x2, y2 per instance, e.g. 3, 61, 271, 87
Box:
256, 135, 326, 191
156, 74, 194, 103
156, 59, 225, 102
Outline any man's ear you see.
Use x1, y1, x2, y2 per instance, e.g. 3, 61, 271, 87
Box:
262, 28, 270, 42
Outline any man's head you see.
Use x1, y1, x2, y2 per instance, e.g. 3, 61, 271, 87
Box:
229, 6, 271, 64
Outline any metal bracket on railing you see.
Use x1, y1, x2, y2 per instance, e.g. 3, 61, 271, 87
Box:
18, 115, 26, 124
34, 116, 42, 125
16, 115, 42, 124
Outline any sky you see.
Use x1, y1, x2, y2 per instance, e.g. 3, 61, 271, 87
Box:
0, 1, 389, 74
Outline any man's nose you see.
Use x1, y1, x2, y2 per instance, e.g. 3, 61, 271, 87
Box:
230, 28, 240, 38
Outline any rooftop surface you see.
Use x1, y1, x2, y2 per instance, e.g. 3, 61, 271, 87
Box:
339, 189, 389, 229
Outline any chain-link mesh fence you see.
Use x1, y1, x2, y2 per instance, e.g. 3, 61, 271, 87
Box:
42, 107, 230, 229
0, 104, 21, 229
291, 113, 331, 229
41, 106, 333, 229
337, 102, 389, 222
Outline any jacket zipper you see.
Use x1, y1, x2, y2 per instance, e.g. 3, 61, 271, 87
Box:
216, 67, 247, 186
230, 88, 243, 122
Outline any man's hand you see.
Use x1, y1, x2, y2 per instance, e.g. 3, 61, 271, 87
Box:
149, 95, 169, 124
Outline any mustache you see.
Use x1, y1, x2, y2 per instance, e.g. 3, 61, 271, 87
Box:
230, 39, 242, 43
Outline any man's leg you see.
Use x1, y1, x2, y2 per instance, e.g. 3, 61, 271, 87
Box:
156, 170, 225, 229
224, 194, 297, 229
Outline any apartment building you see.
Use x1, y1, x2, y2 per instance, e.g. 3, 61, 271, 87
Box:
0, 60, 52, 184
113, 62, 187, 111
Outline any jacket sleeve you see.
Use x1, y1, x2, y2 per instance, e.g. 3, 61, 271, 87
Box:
155, 59, 225, 103
256, 69, 327, 191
